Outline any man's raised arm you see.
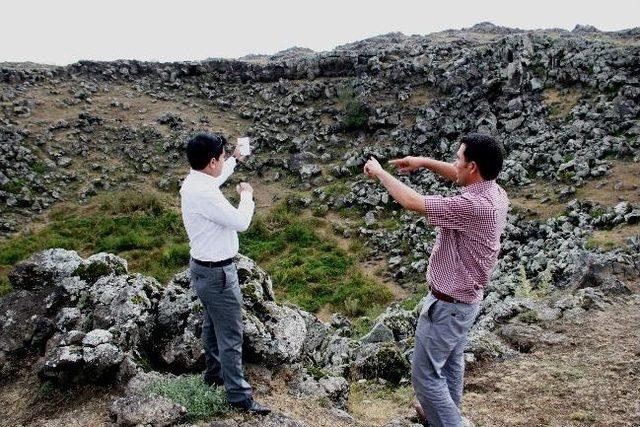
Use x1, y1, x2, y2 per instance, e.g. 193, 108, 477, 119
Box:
389, 156, 457, 182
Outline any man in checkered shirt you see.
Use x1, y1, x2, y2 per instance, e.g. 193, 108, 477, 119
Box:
364, 133, 509, 427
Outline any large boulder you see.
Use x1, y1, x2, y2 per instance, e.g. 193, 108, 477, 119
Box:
8, 249, 83, 290
89, 274, 162, 351
350, 342, 410, 384
243, 302, 307, 366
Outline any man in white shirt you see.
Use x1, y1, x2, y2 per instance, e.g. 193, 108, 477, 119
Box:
180, 133, 270, 415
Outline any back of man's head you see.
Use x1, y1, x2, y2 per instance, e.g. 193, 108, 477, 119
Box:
460, 133, 504, 181
186, 133, 226, 170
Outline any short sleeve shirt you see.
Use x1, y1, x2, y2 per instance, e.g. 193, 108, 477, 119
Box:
424, 180, 509, 303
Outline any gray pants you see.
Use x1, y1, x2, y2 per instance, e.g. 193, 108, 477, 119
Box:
412, 293, 480, 427
190, 260, 252, 403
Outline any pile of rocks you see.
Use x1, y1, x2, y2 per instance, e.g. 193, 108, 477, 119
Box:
1, 246, 635, 424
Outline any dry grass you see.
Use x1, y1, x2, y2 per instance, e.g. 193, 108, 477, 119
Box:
14, 82, 251, 139
542, 88, 583, 120
509, 160, 640, 220
464, 295, 640, 426
587, 223, 640, 250
405, 85, 439, 108
348, 383, 414, 426
575, 160, 640, 206
0, 369, 117, 427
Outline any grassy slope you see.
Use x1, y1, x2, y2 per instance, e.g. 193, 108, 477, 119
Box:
0, 190, 392, 318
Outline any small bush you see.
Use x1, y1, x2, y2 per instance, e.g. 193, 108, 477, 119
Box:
338, 87, 368, 131
306, 365, 329, 380
517, 309, 540, 324
515, 264, 534, 298
149, 375, 229, 422
516, 265, 552, 299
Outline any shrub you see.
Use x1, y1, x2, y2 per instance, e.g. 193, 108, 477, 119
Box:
338, 87, 368, 131
148, 375, 229, 422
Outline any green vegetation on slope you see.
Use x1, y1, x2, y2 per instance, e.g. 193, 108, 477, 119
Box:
240, 202, 393, 315
148, 375, 229, 421
0, 191, 393, 318
0, 191, 189, 294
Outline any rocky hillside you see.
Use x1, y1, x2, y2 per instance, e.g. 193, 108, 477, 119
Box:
1, 22, 639, 426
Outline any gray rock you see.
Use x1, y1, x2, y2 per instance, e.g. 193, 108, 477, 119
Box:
350, 342, 409, 384
499, 323, 567, 352
243, 302, 307, 365
8, 249, 83, 290
360, 322, 394, 344
108, 395, 187, 426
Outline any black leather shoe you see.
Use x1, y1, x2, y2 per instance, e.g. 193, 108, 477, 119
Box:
229, 398, 271, 415
203, 375, 224, 387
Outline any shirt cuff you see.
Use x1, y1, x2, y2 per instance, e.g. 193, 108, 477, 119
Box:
240, 191, 253, 203
226, 156, 237, 170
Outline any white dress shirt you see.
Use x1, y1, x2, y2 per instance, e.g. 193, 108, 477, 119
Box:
180, 157, 255, 262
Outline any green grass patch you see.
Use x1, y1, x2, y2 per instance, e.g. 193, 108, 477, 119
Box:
399, 284, 429, 311
148, 374, 229, 422
240, 203, 392, 315
323, 181, 350, 197
0, 274, 11, 298
0, 178, 26, 194
0, 191, 188, 285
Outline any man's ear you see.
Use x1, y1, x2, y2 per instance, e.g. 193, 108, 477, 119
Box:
469, 161, 479, 176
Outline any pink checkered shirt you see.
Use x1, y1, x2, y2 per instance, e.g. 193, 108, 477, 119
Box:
424, 180, 509, 304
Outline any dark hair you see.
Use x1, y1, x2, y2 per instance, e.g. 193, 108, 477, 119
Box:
186, 133, 226, 170
459, 133, 504, 180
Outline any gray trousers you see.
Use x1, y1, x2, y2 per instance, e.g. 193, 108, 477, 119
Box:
190, 260, 252, 403
412, 293, 480, 427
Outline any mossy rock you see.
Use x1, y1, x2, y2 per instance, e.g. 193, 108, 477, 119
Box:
350, 342, 410, 384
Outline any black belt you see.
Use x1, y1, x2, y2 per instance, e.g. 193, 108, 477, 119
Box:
191, 257, 233, 268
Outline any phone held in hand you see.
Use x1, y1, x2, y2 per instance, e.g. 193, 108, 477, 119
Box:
237, 137, 251, 156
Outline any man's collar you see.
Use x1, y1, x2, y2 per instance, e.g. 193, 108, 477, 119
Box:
463, 180, 495, 194
189, 169, 220, 186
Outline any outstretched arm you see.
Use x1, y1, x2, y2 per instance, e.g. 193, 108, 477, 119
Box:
365, 158, 426, 214
389, 156, 457, 182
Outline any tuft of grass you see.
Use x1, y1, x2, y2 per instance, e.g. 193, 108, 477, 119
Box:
148, 374, 229, 422
0, 190, 188, 285
0, 178, 26, 194
240, 203, 392, 315
400, 285, 429, 311
0, 274, 11, 297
